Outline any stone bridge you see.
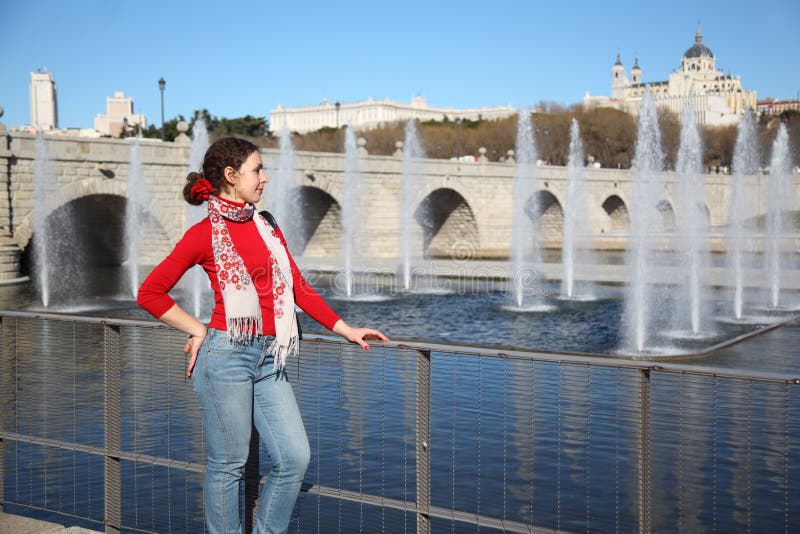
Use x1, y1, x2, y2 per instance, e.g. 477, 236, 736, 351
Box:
0, 131, 796, 281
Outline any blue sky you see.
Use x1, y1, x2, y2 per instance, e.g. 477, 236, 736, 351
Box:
1, 0, 798, 130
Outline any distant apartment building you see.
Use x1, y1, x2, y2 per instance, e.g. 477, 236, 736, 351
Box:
757, 98, 800, 116
29, 70, 58, 130
270, 96, 516, 134
94, 91, 146, 137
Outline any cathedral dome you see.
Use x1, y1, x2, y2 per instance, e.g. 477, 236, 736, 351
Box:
684, 43, 713, 58
684, 24, 713, 58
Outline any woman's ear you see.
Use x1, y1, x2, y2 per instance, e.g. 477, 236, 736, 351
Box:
223, 165, 238, 186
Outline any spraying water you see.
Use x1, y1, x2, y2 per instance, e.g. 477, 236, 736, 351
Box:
674, 99, 710, 334
124, 134, 149, 297
340, 125, 362, 298
509, 110, 539, 308
400, 119, 426, 291
728, 109, 759, 319
267, 125, 299, 250
765, 124, 792, 308
561, 119, 587, 298
623, 88, 665, 352
184, 117, 211, 318
33, 134, 53, 306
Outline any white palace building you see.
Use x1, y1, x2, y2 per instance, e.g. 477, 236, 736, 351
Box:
583, 24, 757, 126
270, 96, 515, 134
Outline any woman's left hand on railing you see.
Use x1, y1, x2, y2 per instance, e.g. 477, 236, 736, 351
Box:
332, 319, 389, 350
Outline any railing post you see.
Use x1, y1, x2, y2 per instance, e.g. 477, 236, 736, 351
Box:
416, 349, 431, 534
638, 368, 651, 533
103, 324, 122, 534
0, 316, 14, 513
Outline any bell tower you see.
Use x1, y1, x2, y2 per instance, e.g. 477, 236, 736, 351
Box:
611, 51, 628, 99
631, 56, 641, 84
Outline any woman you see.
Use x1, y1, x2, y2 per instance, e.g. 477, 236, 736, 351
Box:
137, 137, 387, 533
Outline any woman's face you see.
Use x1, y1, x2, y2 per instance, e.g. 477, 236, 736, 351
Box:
232, 151, 268, 204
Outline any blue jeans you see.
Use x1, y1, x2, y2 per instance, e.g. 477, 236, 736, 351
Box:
192, 328, 310, 534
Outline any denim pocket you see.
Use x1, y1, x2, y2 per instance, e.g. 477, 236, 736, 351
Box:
205, 331, 235, 356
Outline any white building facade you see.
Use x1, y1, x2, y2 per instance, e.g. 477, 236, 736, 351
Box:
29, 70, 58, 130
94, 91, 147, 137
583, 25, 757, 126
270, 96, 516, 133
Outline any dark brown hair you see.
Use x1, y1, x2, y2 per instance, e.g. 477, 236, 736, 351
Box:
183, 137, 260, 205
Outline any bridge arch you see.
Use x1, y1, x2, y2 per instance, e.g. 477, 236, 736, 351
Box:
656, 199, 675, 229
20, 193, 172, 280
680, 201, 711, 227
415, 188, 479, 258
288, 185, 341, 257
14, 177, 176, 251
601, 194, 629, 233
525, 190, 564, 245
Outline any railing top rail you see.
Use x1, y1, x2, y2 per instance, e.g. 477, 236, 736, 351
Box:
2, 309, 798, 383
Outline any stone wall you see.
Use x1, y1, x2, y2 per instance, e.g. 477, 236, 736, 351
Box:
0, 131, 797, 280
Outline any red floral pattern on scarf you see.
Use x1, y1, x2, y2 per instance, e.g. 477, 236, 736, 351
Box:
208, 197, 255, 293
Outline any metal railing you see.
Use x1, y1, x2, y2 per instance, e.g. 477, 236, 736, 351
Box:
1, 310, 798, 533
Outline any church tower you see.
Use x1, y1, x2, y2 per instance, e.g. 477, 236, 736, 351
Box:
631, 56, 641, 84
611, 52, 628, 99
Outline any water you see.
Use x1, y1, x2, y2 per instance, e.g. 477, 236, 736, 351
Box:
509, 110, 542, 309
5, 279, 799, 533
340, 125, 362, 298
185, 118, 210, 318
267, 125, 300, 251
561, 119, 595, 299
13, 126, 800, 532
728, 109, 759, 319
123, 135, 149, 298
623, 88, 665, 352
674, 99, 711, 335
765, 124, 792, 308
32, 135, 83, 308
33, 134, 53, 306
400, 119, 426, 290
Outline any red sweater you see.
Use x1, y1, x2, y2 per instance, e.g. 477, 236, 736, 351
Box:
137, 201, 340, 334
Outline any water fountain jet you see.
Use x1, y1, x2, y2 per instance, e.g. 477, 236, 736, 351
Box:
340, 125, 361, 298
504, 110, 554, 312
671, 98, 713, 337
124, 134, 149, 298
727, 109, 759, 320
185, 117, 210, 318
33, 134, 53, 306
764, 124, 793, 309
399, 119, 425, 291
560, 119, 596, 301
622, 88, 666, 352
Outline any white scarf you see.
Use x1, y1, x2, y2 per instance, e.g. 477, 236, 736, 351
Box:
207, 195, 298, 370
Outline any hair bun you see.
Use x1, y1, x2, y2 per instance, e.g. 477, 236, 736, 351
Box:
190, 176, 215, 202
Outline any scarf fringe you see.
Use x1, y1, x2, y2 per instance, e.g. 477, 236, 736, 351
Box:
226, 315, 262, 344
268, 334, 299, 371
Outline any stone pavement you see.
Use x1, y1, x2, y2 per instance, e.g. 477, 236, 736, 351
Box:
0, 512, 100, 534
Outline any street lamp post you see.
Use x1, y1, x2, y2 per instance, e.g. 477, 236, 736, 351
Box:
335, 101, 340, 151
455, 117, 463, 159
542, 127, 549, 164
158, 77, 166, 141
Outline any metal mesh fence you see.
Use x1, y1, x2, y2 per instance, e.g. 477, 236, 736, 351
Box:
1, 312, 798, 533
